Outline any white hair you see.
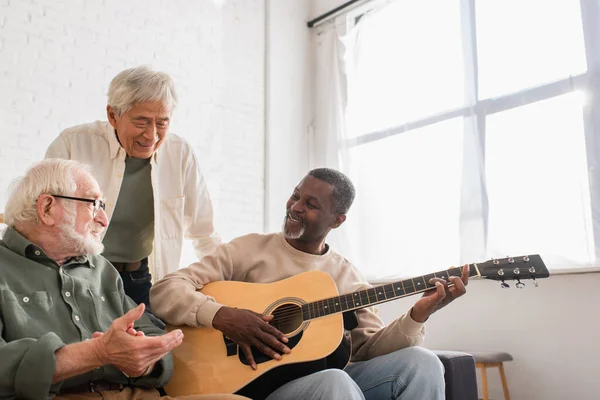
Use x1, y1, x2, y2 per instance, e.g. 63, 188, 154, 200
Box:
4, 159, 92, 227
108, 65, 178, 115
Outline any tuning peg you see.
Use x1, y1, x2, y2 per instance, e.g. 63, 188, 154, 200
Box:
515, 279, 525, 289
532, 276, 538, 288
500, 280, 510, 289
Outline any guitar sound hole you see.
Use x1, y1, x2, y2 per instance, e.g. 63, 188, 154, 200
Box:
269, 303, 303, 335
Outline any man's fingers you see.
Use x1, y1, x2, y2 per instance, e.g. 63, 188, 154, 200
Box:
240, 344, 257, 370
448, 276, 467, 295
115, 303, 145, 330
261, 322, 289, 344
429, 277, 448, 289
435, 281, 446, 301
257, 331, 290, 355
92, 331, 103, 339
462, 264, 470, 284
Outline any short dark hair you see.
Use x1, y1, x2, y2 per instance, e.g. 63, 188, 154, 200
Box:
308, 168, 355, 214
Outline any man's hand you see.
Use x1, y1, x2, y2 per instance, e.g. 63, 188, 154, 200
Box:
92, 303, 183, 377
410, 264, 469, 323
212, 307, 290, 370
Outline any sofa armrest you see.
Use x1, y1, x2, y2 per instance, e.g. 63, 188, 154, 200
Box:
433, 350, 478, 400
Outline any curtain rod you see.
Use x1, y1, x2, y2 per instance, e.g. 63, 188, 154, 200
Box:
307, 0, 365, 28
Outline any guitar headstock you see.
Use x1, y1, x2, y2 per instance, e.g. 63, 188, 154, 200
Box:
476, 255, 549, 286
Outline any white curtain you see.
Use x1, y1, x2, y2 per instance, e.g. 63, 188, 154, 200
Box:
311, 0, 599, 279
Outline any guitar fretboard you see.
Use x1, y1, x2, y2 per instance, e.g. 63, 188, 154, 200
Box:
301, 264, 480, 321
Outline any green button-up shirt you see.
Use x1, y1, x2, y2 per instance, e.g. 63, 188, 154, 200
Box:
0, 227, 173, 399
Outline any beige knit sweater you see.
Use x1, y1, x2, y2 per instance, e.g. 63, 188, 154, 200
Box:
150, 232, 425, 362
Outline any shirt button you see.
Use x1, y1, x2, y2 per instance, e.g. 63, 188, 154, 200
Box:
65, 292, 71, 297
74, 315, 80, 321
34, 250, 41, 256
100, 295, 106, 301
23, 296, 30, 303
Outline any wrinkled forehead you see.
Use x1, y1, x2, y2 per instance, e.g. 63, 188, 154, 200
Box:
75, 172, 103, 198
296, 175, 334, 203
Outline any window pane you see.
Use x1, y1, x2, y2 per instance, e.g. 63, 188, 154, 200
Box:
486, 92, 594, 267
476, 0, 586, 99
345, 0, 464, 138
344, 118, 463, 279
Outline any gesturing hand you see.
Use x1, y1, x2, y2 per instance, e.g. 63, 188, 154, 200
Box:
212, 307, 290, 370
93, 303, 183, 377
410, 264, 469, 323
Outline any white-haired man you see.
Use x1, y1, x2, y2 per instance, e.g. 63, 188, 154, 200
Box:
0, 159, 246, 400
46, 66, 220, 309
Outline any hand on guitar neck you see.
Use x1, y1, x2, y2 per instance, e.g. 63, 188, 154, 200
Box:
410, 264, 470, 323
212, 307, 291, 370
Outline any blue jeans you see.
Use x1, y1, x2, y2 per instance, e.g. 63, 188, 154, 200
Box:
345, 347, 445, 400
118, 259, 152, 309
117, 259, 165, 329
265, 369, 365, 400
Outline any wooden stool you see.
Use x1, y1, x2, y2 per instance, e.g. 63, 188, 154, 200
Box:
468, 351, 513, 400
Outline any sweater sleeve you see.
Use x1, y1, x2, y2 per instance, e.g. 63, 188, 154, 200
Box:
150, 243, 235, 328
334, 263, 426, 362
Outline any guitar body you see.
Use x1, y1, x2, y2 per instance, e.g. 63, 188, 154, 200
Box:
163, 254, 550, 397
164, 270, 345, 397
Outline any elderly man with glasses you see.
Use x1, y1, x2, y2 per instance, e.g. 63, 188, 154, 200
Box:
0, 159, 247, 400
45, 66, 220, 310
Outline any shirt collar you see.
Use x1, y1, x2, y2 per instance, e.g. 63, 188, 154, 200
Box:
2, 227, 93, 268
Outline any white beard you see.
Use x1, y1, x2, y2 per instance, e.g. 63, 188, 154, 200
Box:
59, 210, 105, 255
282, 215, 306, 240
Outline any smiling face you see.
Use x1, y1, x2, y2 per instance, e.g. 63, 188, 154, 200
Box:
283, 175, 346, 254
107, 101, 171, 159
57, 173, 108, 255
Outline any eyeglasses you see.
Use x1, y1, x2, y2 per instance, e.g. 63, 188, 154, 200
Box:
52, 195, 106, 217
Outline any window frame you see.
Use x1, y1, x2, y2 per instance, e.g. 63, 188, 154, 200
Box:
342, 0, 600, 274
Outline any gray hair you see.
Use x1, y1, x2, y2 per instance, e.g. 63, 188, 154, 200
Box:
107, 66, 178, 115
308, 168, 356, 214
4, 159, 92, 227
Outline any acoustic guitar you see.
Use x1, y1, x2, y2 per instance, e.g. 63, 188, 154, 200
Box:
164, 255, 549, 397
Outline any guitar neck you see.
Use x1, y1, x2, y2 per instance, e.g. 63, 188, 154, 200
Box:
301, 264, 481, 321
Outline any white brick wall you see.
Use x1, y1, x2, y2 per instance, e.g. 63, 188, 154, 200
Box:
0, 0, 265, 260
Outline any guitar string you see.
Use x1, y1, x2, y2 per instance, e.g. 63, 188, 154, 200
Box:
262, 266, 537, 324
260, 267, 472, 324
262, 267, 468, 322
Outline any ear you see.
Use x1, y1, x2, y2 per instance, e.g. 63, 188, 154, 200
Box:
332, 214, 346, 229
37, 194, 58, 227
106, 105, 118, 129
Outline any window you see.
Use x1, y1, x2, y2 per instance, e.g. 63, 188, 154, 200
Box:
337, 0, 600, 279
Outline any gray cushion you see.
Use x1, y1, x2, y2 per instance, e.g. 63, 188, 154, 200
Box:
467, 351, 513, 363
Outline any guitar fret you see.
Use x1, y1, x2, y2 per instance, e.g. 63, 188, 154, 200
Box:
367, 287, 376, 303
384, 284, 395, 299
360, 290, 368, 307
394, 281, 405, 296
345, 293, 352, 311
404, 279, 414, 294
327, 297, 334, 315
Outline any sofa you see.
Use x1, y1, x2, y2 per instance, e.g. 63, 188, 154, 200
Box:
434, 350, 479, 400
